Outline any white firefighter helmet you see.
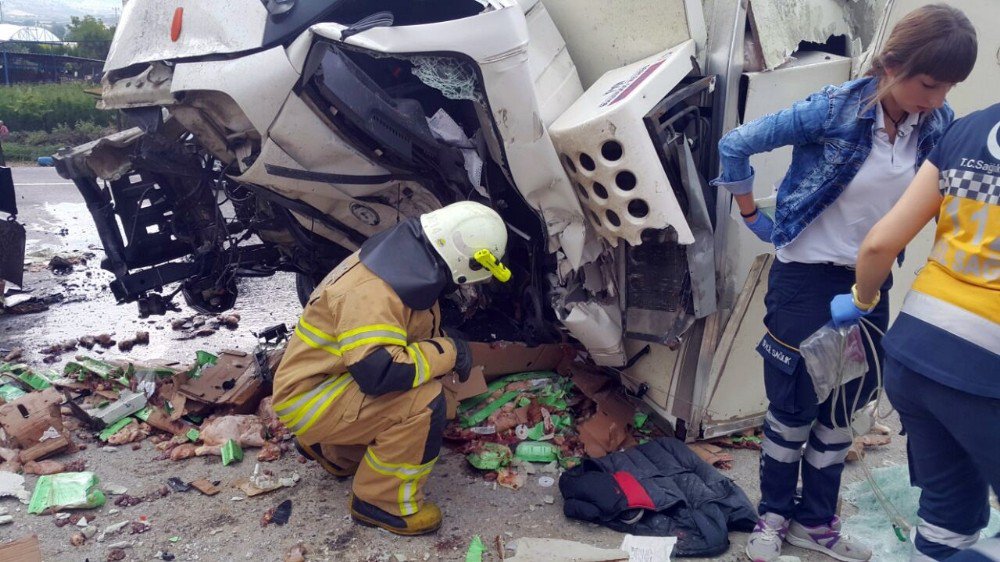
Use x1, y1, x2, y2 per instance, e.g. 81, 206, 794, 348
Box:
420, 201, 510, 285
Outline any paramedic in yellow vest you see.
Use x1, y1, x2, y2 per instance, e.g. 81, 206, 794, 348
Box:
273, 201, 510, 536
831, 102, 1000, 561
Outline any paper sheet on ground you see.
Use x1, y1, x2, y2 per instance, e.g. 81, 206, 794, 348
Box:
619, 535, 676, 562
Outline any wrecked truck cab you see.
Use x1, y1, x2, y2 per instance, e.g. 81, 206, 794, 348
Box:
52, 0, 938, 441
51, 0, 727, 439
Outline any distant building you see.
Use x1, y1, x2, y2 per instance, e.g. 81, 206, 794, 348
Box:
0, 23, 62, 43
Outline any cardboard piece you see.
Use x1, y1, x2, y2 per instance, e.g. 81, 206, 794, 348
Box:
688, 442, 734, 469
577, 410, 631, 458
142, 408, 194, 436
468, 342, 567, 380
0, 388, 72, 461
561, 361, 637, 452
439, 367, 488, 402
507, 537, 627, 562
178, 350, 266, 413
0, 534, 42, 562
190, 479, 220, 496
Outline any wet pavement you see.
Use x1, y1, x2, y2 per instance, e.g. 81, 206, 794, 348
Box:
1, 166, 301, 368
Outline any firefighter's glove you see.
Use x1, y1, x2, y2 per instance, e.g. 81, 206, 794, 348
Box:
830, 293, 870, 328
743, 210, 774, 243
451, 338, 473, 383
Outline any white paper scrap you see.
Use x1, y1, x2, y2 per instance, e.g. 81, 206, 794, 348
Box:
619, 534, 677, 562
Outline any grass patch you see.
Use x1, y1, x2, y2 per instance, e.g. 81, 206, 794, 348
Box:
0, 82, 115, 132
2, 142, 66, 162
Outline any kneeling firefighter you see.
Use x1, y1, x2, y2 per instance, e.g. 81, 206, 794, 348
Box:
273, 201, 510, 535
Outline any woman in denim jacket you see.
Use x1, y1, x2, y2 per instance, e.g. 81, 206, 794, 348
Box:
711, 5, 978, 562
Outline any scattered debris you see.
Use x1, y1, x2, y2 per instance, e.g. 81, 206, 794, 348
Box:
28, 472, 106, 514
283, 543, 307, 562
859, 434, 892, 448
496, 467, 526, 490
104, 484, 128, 496
238, 463, 300, 496
221, 439, 244, 466
130, 519, 151, 534
0, 387, 71, 462
107, 548, 127, 561
113, 494, 143, 508
709, 431, 763, 451
466, 535, 486, 562
261, 499, 292, 527
189, 479, 220, 496
97, 520, 130, 542
89, 390, 148, 427
166, 477, 190, 493
70, 532, 87, 547
23, 459, 66, 475
116, 331, 151, 352
688, 442, 734, 470
0, 471, 31, 503
847, 433, 893, 462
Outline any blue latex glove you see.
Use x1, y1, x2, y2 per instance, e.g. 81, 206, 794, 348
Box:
830, 293, 870, 327
743, 211, 774, 243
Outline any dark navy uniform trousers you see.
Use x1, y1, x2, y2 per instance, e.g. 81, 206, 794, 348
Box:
756, 260, 888, 526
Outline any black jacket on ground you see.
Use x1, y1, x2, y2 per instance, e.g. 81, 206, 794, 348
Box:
559, 437, 757, 557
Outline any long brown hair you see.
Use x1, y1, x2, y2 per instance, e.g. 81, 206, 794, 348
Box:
866, 4, 977, 107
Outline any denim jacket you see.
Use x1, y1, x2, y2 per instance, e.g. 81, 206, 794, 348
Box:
711, 76, 954, 248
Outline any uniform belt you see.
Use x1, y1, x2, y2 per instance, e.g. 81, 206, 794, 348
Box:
275, 373, 354, 435
817, 261, 856, 270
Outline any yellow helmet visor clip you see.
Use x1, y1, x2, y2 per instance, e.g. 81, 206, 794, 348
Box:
473, 249, 511, 283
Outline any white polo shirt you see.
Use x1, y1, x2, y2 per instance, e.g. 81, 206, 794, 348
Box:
777, 104, 921, 265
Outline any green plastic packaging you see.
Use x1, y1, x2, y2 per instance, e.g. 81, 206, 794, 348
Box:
633, 411, 649, 429
0, 384, 27, 402
514, 441, 559, 463
460, 391, 519, 428
525, 422, 547, 441
221, 439, 243, 466
465, 535, 485, 562
99, 417, 135, 441
133, 407, 152, 421
186, 429, 200, 442
64, 357, 120, 380
28, 472, 106, 514
191, 351, 218, 378
466, 443, 512, 471
458, 371, 559, 414
18, 369, 52, 390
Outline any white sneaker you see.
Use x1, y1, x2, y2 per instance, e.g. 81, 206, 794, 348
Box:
746, 513, 789, 562
785, 516, 872, 562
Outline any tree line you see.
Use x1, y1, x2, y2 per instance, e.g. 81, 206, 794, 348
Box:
3, 16, 115, 61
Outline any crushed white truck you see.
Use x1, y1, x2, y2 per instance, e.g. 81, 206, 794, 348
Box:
53, 0, 997, 439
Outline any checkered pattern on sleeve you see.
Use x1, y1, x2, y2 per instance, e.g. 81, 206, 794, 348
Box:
939, 169, 1000, 205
